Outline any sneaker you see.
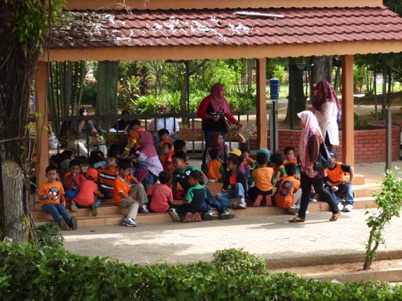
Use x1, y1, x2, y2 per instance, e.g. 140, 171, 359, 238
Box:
288, 206, 299, 214
309, 198, 317, 203
239, 198, 247, 208
203, 211, 219, 221
123, 217, 137, 226
220, 210, 235, 220
182, 212, 194, 223
59, 218, 69, 230
70, 200, 78, 212
343, 204, 353, 212
139, 205, 149, 214
169, 208, 181, 222
337, 203, 344, 211
91, 203, 98, 217
69, 216, 78, 230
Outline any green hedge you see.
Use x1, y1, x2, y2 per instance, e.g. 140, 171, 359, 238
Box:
0, 243, 401, 300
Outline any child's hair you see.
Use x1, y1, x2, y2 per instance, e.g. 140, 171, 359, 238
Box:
45, 165, 57, 174
89, 153, 103, 166
270, 153, 284, 166
60, 150, 73, 162
228, 155, 240, 167
118, 158, 132, 170
189, 170, 203, 183
68, 159, 81, 169
284, 146, 296, 155
129, 119, 141, 128
162, 142, 172, 150
158, 128, 169, 138
174, 139, 186, 152
284, 163, 297, 176
91, 150, 105, 159
172, 150, 187, 162
158, 170, 171, 184
108, 143, 125, 158
240, 147, 250, 154
256, 152, 269, 165
209, 148, 219, 160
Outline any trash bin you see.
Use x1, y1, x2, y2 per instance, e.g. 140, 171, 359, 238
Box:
270, 78, 280, 100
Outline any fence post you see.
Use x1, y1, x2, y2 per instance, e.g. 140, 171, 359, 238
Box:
386, 108, 392, 171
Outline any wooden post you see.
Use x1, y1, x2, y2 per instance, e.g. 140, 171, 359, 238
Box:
341, 55, 355, 166
256, 58, 267, 149
35, 61, 49, 189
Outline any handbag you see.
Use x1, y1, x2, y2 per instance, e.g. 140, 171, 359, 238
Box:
313, 143, 332, 171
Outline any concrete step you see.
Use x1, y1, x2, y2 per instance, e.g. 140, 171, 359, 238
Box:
32, 195, 377, 228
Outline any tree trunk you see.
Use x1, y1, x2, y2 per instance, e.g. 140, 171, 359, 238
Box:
311, 56, 332, 85
2, 160, 28, 243
97, 61, 119, 130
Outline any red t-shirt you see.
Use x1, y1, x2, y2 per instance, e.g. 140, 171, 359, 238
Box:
75, 179, 99, 206
147, 183, 173, 213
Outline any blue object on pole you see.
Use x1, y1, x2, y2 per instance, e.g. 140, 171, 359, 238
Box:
270, 78, 280, 100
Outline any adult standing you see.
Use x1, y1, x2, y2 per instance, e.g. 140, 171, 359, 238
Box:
68, 108, 107, 157
289, 110, 340, 223
149, 104, 180, 147
311, 80, 341, 152
197, 82, 243, 165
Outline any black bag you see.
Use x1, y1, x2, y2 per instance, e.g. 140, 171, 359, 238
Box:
313, 143, 332, 171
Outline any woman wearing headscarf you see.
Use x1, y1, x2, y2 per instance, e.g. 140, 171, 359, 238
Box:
289, 111, 340, 223
197, 82, 243, 165
311, 80, 341, 151
136, 131, 163, 185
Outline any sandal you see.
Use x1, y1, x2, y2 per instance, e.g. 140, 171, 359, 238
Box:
329, 211, 341, 222
289, 216, 305, 223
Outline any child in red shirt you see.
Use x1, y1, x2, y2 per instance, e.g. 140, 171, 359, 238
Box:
71, 168, 103, 216
64, 159, 85, 203
147, 171, 173, 213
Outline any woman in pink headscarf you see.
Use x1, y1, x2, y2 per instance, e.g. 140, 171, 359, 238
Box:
136, 131, 163, 182
311, 80, 341, 151
197, 82, 243, 165
289, 111, 340, 223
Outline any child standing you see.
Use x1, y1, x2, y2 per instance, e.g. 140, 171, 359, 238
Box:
98, 156, 119, 199
273, 163, 301, 211
113, 159, 149, 227
216, 155, 247, 209
40, 166, 77, 230
169, 170, 206, 222
147, 171, 173, 213
71, 168, 103, 216
160, 142, 175, 172
248, 152, 275, 207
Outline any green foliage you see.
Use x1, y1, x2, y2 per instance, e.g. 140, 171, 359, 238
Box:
354, 113, 368, 130
131, 91, 182, 114
34, 223, 64, 249
6, 0, 65, 54
364, 168, 402, 270
272, 65, 286, 84
1, 244, 402, 300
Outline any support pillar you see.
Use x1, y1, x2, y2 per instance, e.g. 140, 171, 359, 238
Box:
341, 55, 355, 166
256, 58, 267, 149
35, 61, 49, 189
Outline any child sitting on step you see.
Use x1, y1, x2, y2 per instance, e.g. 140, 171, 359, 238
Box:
64, 159, 85, 204
273, 163, 301, 211
147, 171, 173, 213
169, 170, 205, 222
248, 151, 275, 207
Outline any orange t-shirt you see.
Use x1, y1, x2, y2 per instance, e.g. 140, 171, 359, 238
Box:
326, 162, 346, 185
253, 167, 274, 191
273, 176, 300, 209
40, 181, 65, 205
75, 179, 99, 206
205, 159, 223, 180
284, 157, 298, 165
113, 175, 132, 205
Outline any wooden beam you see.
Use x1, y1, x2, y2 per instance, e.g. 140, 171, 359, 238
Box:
65, 0, 382, 10
41, 40, 402, 63
35, 62, 50, 190
341, 55, 354, 166
256, 58, 267, 149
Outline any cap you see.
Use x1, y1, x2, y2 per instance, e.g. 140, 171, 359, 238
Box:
329, 151, 338, 159
86, 168, 98, 180
229, 148, 242, 157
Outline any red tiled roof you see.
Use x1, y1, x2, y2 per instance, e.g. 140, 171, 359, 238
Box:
50, 6, 402, 49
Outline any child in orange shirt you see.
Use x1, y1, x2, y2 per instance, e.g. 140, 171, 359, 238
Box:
126, 119, 141, 151
157, 128, 174, 157
161, 142, 175, 172
202, 148, 225, 182
273, 163, 301, 210
71, 168, 104, 216
248, 152, 275, 206
64, 159, 86, 203
40, 165, 77, 230
113, 159, 149, 227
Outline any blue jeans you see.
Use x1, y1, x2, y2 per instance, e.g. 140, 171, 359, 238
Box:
77, 198, 102, 208
325, 183, 354, 206
42, 203, 72, 224
202, 187, 227, 214
216, 183, 245, 208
